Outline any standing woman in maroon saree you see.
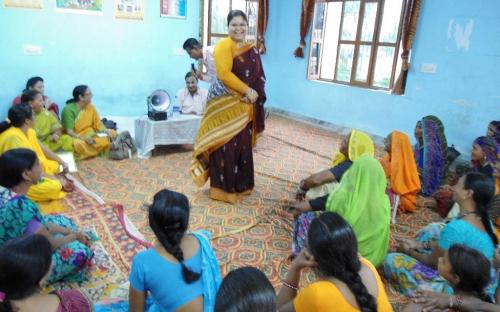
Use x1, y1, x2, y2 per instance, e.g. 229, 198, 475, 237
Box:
190, 10, 266, 204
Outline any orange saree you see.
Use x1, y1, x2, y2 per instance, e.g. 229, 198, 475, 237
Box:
381, 131, 421, 212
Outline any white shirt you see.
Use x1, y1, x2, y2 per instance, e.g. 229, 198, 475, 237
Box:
202, 45, 216, 84
176, 87, 208, 115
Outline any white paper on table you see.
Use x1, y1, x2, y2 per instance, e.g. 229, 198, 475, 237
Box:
57, 152, 78, 173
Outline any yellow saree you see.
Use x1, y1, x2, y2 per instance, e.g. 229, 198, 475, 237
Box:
0, 127, 65, 202
62, 102, 113, 159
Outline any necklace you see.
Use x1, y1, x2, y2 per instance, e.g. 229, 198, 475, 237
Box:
457, 211, 478, 219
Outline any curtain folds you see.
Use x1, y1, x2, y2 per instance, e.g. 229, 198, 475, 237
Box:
392, 0, 423, 95
257, 0, 269, 54
294, 0, 315, 58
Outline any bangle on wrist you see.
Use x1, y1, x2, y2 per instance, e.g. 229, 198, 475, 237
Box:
455, 295, 463, 309
281, 279, 298, 292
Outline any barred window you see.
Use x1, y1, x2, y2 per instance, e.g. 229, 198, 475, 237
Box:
308, 0, 405, 91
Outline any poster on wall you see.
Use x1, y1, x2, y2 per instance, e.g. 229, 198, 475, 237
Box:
115, 0, 144, 20
160, 0, 186, 19
4, 0, 43, 9
56, 0, 103, 15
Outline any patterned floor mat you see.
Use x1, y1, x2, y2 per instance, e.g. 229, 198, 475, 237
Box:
43, 189, 145, 301
75, 114, 441, 309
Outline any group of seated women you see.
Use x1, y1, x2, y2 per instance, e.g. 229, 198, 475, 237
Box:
283, 116, 499, 311
2, 164, 499, 311
1, 82, 499, 310
11, 77, 116, 159
1, 77, 117, 206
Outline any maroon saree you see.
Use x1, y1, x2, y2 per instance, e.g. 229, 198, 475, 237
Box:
207, 47, 266, 203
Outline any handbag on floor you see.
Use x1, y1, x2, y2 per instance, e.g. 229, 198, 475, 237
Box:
109, 131, 136, 160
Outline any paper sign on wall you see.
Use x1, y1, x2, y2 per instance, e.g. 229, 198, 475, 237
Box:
115, 0, 145, 20
161, 0, 186, 19
4, 0, 43, 9
56, 0, 103, 15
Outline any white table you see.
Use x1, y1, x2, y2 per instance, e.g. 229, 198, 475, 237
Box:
134, 113, 202, 159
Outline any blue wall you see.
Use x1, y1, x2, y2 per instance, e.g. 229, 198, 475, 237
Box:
262, 0, 500, 153
0, 0, 199, 118
1, 0, 499, 153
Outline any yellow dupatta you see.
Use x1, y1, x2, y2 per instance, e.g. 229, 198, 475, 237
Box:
0, 126, 65, 205
74, 103, 106, 137
0, 127, 59, 175
331, 129, 375, 166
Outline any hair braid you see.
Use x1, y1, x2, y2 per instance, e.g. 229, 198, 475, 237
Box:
464, 172, 498, 246
336, 270, 377, 312
148, 189, 201, 284
157, 229, 200, 284
478, 206, 498, 246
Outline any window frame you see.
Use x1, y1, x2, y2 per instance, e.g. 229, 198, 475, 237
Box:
308, 0, 406, 91
202, 0, 259, 48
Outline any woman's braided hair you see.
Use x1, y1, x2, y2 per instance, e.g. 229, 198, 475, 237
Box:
149, 189, 200, 283
308, 212, 377, 312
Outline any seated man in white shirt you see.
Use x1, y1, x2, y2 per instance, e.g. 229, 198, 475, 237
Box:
183, 38, 216, 84
176, 72, 208, 116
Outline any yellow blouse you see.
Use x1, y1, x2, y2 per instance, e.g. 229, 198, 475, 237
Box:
294, 258, 393, 312
214, 37, 253, 95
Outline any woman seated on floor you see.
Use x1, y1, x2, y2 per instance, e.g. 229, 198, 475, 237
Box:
61, 85, 115, 159
380, 131, 421, 213
486, 120, 499, 194
277, 212, 393, 312
0, 104, 71, 203
413, 115, 448, 197
0, 148, 93, 284
404, 244, 496, 312
97, 189, 221, 312
471, 136, 497, 178
12, 76, 59, 116
295, 129, 374, 201
215, 267, 276, 312
288, 155, 391, 266
488, 120, 500, 144
382, 171, 498, 299
434, 135, 498, 219
21, 89, 85, 154
0, 234, 93, 312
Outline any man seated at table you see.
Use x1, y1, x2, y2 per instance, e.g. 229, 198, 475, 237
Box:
176, 72, 208, 116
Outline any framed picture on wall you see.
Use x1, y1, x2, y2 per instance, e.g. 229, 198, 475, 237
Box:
115, 0, 144, 20
4, 0, 43, 9
160, 0, 186, 19
56, 0, 103, 15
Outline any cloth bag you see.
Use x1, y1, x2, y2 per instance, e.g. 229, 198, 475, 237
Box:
109, 131, 136, 160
